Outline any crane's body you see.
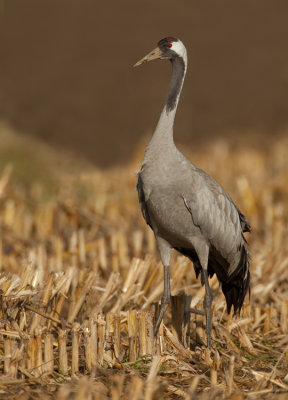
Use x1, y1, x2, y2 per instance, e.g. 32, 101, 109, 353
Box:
135, 37, 250, 348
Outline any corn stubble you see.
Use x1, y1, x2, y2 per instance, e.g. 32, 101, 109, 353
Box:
0, 137, 288, 399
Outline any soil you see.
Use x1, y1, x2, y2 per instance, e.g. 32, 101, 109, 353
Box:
1, 0, 288, 167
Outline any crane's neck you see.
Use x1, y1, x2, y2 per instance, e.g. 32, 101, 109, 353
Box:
145, 56, 187, 160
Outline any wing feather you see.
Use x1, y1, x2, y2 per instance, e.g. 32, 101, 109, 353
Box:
183, 171, 247, 267
136, 173, 152, 228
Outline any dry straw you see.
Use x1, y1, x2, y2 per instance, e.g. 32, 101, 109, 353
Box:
0, 136, 287, 398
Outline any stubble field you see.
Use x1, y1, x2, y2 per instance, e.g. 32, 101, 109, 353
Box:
0, 124, 287, 399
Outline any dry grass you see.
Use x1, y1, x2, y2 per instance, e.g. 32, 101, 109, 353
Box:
0, 127, 288, 399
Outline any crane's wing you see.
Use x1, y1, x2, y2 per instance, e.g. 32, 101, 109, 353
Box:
182, 167, 251, 312
136, 173, 153, 228
183, 169, 250, 264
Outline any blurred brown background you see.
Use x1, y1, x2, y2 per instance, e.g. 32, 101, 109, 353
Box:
1, 0, 288, 167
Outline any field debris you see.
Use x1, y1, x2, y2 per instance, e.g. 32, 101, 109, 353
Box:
0, 136, 288, 398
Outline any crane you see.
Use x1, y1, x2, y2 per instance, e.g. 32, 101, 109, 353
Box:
134, 37, 251, 348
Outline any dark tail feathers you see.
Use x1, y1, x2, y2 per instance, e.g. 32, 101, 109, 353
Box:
175, 245, 250, 315
221, 246, 250, 314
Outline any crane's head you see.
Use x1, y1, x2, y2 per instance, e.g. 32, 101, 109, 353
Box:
134, 37, 187, 67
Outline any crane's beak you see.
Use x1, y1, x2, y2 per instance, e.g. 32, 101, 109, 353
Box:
134, 47, 163, 67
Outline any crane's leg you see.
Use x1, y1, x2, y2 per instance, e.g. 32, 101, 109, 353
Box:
202, 268, 213, 349
154, 264, 170, 336
154, 237, 172, 336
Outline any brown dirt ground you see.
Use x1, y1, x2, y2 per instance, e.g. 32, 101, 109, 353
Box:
1, 0, 288, 167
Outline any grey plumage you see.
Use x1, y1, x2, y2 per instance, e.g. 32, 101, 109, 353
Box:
135, 37, 250, 348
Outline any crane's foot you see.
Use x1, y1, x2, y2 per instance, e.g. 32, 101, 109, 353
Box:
153, 295, 170, 336
185, 307, 205, 316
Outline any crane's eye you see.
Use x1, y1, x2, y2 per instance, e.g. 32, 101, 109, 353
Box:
166, 43, 172, 48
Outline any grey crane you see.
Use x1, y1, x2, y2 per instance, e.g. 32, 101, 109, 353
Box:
134, 37, 251, 348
